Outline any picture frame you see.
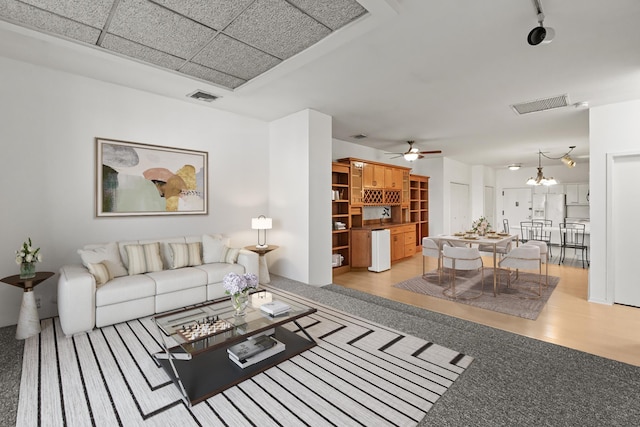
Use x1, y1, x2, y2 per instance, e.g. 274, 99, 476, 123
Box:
96, 138, 208, 217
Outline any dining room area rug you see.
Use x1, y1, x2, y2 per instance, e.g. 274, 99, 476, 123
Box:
393, 269, 560, 320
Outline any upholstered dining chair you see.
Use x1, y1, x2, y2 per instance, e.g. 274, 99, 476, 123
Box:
441, 246, 484, 299
422, 237, 443, 283
498, 245, 543, 298
523, 240, 549, 287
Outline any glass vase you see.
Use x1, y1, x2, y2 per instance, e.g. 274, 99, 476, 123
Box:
232, 292, 249, 316
20, 262, 36, 279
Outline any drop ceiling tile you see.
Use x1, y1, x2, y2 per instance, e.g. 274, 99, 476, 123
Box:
180, 62, 245, 89
152, 0, 254, 30
288, 0, 367, 30
101, 34, 186, 70
224, 0, 331, 60
18, 0, 113, 28
191, 33, 280, 80
108, 0, 215, 58
0, 1, 101, 44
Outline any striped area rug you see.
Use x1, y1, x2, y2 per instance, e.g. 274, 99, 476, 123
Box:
17, 287, 472, 426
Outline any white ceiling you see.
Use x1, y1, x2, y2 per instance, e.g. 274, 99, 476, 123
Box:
2, 0, 640, 168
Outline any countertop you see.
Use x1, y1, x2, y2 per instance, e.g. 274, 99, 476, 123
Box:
353, 222, 417, 231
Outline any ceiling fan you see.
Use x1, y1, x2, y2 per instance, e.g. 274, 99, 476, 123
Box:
386, 141, 442, 162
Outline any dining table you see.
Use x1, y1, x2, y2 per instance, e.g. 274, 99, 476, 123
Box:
432, 233, 519, 296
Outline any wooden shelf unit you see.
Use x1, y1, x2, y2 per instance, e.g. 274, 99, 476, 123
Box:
409, 174, 430, 250
332, 162, 351, 275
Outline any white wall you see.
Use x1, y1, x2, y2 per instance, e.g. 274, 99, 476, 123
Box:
269, 110, 332, 286
590, 99, 640, 304
0, 56, 270, 327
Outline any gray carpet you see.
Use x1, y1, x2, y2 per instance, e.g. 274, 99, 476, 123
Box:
0, 324, 23, 427
268, 276, 640, 426
393, 268, 560, 320
5, 275, 640, 425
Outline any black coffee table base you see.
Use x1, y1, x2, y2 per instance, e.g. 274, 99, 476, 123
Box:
157, 326, 316, 405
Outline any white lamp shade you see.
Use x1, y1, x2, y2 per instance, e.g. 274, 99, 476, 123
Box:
251, 217, 272, 230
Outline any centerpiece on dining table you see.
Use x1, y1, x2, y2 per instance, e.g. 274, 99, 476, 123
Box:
471, 216, 492, 236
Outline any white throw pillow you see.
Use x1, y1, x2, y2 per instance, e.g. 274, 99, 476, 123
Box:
202, 234, 229, 264
78, 242, 128, 278
125, 243, 163, 275
169, 242, 202, 269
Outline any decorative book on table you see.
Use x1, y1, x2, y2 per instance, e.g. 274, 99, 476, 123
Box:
260, 300, 291, 316
227, 334, 277, 361
228, 338, 285, 368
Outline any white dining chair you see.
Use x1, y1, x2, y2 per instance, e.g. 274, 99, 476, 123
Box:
523, 240, 549, 287
498, 245, 543, 298
441, 246, 484, 299
422, 237, 443, 283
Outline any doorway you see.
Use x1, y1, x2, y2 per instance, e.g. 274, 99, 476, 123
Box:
502, 188, 532, 232
450, 182, 470, 233
609, 153, 640, 307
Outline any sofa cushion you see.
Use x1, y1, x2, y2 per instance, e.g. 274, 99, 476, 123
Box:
195, 262, 245, 284
219, 246, 240, 264
78, 242, 128, 278
202, 234, 229, 263
146, 267, 208, 295
95, 274, 156, 307
125, 243, 163, 275
87, 262, 112, 287
169, 242, 202, 269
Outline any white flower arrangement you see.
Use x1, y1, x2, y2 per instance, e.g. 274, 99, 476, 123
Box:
471, 216, 492, 235
223, 272, 258, 296
15, 237, 42, 265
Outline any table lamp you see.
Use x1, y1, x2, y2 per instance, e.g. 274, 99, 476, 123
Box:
251, 215, 272, 248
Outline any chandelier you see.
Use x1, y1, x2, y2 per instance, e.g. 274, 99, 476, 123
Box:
526, 146, 576, 186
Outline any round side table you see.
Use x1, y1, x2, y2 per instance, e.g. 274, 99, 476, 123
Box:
1, 271, 54, 340
245, 245, 278, 284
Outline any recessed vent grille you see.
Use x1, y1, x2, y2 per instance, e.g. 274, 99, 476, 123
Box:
187, 90, 219, 102
510, 94, 569, 115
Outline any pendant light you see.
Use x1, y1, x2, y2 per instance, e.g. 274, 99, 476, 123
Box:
526, 151, 556, 186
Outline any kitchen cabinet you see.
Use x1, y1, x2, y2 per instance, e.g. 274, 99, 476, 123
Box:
390, 225, 416, 262
351, 229, 371, 268
363, 163, 385, 188
384, 167, 403, 190
566, 183, 589, 205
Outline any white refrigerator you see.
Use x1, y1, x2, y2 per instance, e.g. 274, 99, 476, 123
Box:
532, 193, 566, 244
368, 229, 391, 272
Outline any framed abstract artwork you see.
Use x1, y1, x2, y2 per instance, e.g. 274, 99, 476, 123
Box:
96, 138, 208, 216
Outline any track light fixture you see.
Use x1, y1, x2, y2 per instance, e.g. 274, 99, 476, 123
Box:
541, 145, 577, 168
527, 0, 555, 46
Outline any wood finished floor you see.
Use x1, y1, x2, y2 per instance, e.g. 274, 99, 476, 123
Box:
333, 250, 640, 367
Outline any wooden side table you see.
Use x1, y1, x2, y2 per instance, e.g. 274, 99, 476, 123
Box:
244, 245, 278, 284
1, 271, 54, 339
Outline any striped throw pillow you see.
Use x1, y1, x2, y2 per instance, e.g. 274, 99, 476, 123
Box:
87, 262, 112, 287
169, 242, 202, 269
125, 243, 163, 275
220, 246, 240, 264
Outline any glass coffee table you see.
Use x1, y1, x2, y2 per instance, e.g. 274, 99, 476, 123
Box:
153, 290, 317, 405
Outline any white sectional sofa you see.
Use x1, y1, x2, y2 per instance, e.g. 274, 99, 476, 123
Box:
57, 234, 258, 336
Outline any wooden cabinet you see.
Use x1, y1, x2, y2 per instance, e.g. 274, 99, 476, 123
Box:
351, 229, 371, 268
349, 160, 363, 206
390, 225, 416, 262
363, 163, 385, 188
332, 163, 351, 275
409, 174, 430, 250
384, 167, 403, 190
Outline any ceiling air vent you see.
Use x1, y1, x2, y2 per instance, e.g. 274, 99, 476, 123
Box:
510, 94, 569, 115
187, 90, 219, 102
351, 133, 368, 139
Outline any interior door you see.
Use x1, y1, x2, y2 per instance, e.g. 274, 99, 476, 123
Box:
450, 182, 470, 233
502, 188, 532, 231
611, 154, 640, 307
